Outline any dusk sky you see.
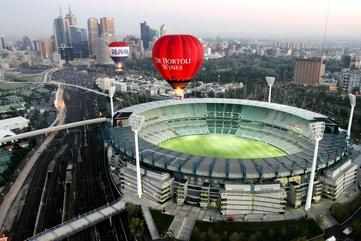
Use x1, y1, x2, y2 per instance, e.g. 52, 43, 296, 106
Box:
1, 0, 361, 40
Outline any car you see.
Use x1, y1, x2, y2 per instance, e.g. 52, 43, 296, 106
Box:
342, 227, 352, 236
325, 236, 336, 241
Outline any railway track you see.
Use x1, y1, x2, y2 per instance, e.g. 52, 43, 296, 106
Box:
11, 69, 132, 241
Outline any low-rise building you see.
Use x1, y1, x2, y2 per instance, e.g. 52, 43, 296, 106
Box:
120, 163, 173, 204
288, 180, 322, 208
0, 116, 29, 131
221, 183, 286, 216
321, 160, 358, 200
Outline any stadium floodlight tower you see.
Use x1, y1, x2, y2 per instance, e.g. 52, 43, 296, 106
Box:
265, 76, 275, 103
347, 94, 356, 142
305, 121, 325, 211
129, 114, 145, 198
109, 85, 116, 122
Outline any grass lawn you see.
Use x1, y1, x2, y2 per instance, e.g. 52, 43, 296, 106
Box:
159, 134, 286, 159
150, 209, 174, 236
191, 218, 323, 241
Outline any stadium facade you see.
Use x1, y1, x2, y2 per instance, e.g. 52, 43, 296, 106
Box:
108, 98, 359, 216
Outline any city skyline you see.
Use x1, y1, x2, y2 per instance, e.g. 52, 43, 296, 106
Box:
1, 0, 361, 40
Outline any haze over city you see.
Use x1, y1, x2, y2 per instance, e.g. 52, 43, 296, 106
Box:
2, 0, 361, 240
2, 0, 361, 39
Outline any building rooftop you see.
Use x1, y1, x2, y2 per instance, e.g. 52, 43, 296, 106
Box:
0, 116, 29, 130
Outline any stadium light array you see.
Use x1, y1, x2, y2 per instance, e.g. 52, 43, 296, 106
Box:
305, 121, 325, 211
129, 114, 145, 198
265, 76, 275, 103
347, 94, 356, 141
109, 86, 116, 121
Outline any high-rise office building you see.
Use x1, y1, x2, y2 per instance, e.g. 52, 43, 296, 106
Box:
39, 39, 52, 59
50, 35, 56, 53
294, 58, 325, 86
64, 6, 77, 26
160, 24, 166, 36
140, 21, 157, 50
54, 13, 73, 62
53, 15, 67, 49
95, 33, 114, 65
87, 17, 99, 56
22, 36, 33, 50
0, 36, 5, 49
33, 40, 41, 52
54, 7, 90, 60
341, 69, 361, 93
341, 55, 352, 69
64, 6, 77, 46
69, 26, 89, 58
99, 17, 115, 36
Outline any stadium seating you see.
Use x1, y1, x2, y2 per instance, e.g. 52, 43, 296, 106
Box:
137, 102, 319, 155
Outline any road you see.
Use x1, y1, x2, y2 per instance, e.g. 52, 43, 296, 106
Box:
325, 205, 361, 241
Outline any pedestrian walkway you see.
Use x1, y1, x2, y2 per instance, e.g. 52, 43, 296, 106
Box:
177, 216, 196, 241
168, 215, 184, 237
141, 205, 160, 240
26, 200, 126, 241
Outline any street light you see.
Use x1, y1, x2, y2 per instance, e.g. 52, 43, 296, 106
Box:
347, 94, 356, 141
305, 121, 325, 211
265, 76, 275, 103
129, 114, 145, 198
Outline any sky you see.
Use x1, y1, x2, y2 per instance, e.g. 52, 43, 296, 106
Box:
1, 0, 361, 40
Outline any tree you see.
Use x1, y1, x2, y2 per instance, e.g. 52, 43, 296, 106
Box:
229, 232, 241, 241
352, 219, 361, 241
129, 217, 145, 240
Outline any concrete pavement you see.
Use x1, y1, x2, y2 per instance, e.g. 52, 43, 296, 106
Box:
141, 205, 160, 240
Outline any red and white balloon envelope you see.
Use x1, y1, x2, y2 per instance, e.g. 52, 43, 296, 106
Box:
152, 34, 204, 98
108, 41, 130, 73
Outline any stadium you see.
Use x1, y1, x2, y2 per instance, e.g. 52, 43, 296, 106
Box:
108, 98, 357, 216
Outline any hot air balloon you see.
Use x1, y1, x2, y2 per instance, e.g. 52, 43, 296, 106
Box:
152, 34, 204, 98
108, 41, 129, 73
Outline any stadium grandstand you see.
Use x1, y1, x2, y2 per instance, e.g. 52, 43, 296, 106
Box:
107, 98, 357, 216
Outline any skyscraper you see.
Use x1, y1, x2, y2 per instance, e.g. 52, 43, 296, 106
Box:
87, 17, 99, 56
160, 24, 167, 37
140, 21, 157, 50
0, 36, 5, 49
64, 6, 77, 47
53, 15, 67, 49
99, 17, 115, 36
39, 39, 52, 59
70, 26, 89, 58
294, 58, 325, 86
22, 36, 33, 50
64, 6, 77, 26
33, 40, 41, 52
54, 13, 72, 62
95, 33, 114, 65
